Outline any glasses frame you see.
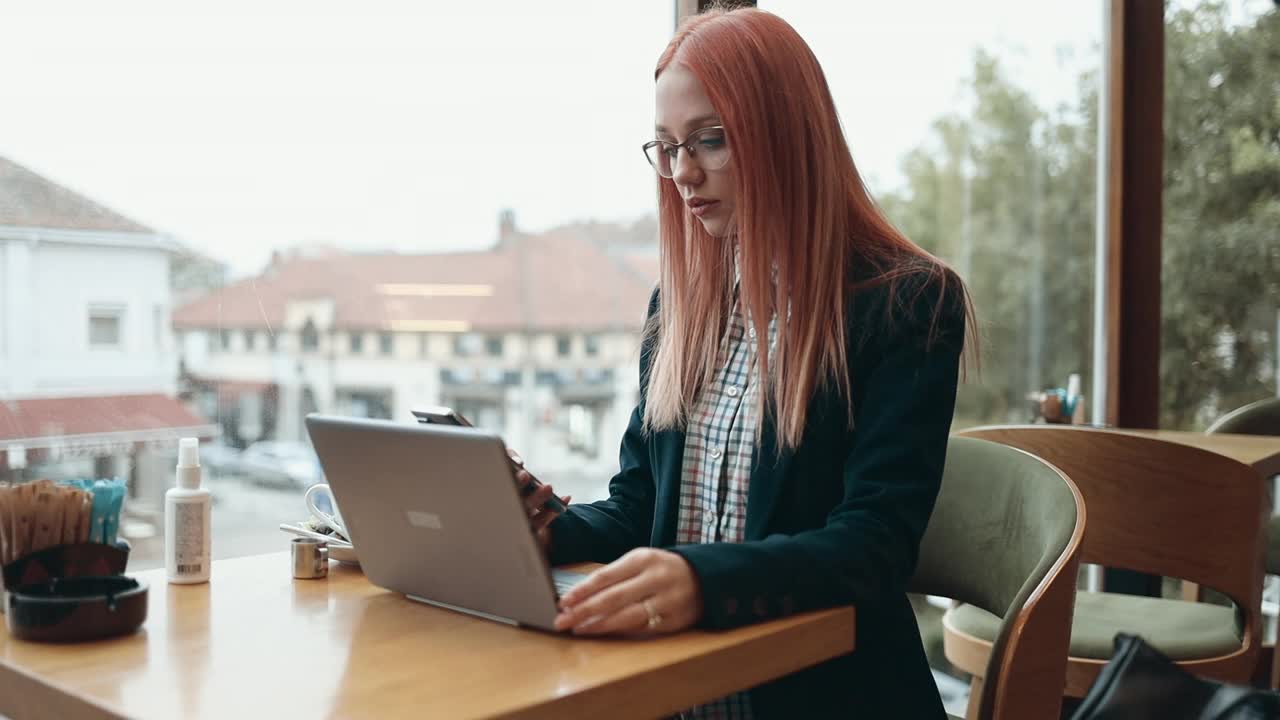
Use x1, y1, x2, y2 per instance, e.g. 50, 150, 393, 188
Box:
641, 125, 730, 178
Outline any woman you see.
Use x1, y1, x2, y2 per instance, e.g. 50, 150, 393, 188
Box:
518, 7, 971, 718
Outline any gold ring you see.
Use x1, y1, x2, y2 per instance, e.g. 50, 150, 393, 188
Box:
643, 598, 662, 629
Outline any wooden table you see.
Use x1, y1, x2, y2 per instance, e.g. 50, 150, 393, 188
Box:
1112, 428, 1280, 478
0, 553, 855, 720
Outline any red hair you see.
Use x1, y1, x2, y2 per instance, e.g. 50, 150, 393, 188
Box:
644, 7, 973, 450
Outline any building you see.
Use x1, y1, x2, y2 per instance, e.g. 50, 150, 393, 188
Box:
173, 213, 657, 492
0, 155, 216, 493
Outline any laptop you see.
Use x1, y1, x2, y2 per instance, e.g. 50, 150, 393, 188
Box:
304, 413, 587, 631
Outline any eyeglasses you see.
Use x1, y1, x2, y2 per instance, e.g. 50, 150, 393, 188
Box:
642, 126, 730, 178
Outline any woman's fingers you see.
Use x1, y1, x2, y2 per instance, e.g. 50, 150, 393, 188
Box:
555, 571, 652, 632
530, 494, 570, 532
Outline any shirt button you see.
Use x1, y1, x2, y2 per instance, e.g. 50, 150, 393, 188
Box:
709, 446, 722, 459
726, 386, 740, 398
748, 327, 757, 339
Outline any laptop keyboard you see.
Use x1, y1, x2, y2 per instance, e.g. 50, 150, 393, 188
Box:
551, 569, 588, 596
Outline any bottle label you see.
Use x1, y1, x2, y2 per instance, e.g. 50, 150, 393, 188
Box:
172, 502, 205, 575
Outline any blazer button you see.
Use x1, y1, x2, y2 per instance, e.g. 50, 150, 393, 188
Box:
753, 596, 768, 617
725, 598, 738, 616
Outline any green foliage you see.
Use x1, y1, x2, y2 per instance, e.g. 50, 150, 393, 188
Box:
881, 4, 1278, 429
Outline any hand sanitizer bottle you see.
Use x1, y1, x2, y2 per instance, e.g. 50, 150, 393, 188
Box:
166, 437, 211, 584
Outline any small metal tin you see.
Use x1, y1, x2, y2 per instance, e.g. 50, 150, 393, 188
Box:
291, 538, 329, 579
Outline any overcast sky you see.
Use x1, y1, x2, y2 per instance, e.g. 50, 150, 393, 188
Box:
1, 1, 1109, 276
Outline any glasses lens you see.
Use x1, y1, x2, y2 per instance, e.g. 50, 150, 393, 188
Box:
644, 141, 675, 178
690, 128, 729, 171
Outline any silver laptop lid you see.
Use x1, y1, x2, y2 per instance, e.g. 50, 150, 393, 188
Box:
304, 414, 561, 630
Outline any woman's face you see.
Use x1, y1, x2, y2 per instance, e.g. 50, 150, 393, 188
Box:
655, 64, 736, 238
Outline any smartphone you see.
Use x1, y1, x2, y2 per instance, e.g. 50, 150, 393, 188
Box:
410, 406, 567, 514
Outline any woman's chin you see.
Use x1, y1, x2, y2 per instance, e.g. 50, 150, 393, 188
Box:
697, 216, 732, 238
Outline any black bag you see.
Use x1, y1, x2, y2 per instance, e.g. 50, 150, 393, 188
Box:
1071, 633, 1280, 719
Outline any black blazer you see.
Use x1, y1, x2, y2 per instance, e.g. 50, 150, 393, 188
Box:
549, 266, 966, 718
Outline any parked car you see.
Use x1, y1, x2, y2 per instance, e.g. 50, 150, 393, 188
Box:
237, 441, 322, 490
199, 440, 243, 477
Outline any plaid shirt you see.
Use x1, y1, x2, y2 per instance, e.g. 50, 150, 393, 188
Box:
673, 287, 773, 720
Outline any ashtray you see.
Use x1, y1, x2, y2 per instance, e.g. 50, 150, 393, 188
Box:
6, 575, 148, 643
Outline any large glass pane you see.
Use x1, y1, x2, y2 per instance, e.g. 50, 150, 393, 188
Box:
1162, 1, 1278, 430
760, 2, 1103, 430
0, 2, 670, 569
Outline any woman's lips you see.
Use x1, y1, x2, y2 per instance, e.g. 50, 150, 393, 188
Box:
690, 200, 719, 218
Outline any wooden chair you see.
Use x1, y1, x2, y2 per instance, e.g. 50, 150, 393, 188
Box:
949, 425, 1267, 700
910, 437, 1086, 720
1208, 396, 1280, 687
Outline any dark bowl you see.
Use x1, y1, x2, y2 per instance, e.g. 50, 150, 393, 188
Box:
6, 575, 148, 643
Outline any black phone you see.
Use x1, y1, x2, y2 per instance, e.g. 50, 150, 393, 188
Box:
410, 406, 567, 514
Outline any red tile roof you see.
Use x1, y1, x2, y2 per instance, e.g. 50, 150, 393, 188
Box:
0, 156, 154, 234
173, 227, 659, 332
0, 394, 215, 447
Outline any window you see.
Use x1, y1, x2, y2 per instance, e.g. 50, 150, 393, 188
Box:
486, 335, 504, 357
454, 333, 484, 357
1161, 1, 1276, 430
88, 307, 123, 348
3, 3, 669, 570
763, 1, 1102, 429
556, 335, 572, 357
300, 319, 319, 353
584, 335, 600, 357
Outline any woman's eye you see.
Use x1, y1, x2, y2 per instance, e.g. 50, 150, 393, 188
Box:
662, 145, 679, 158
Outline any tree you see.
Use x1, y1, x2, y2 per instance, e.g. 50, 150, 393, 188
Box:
881, 2, 1278, 429
881, 51, 1098, 426
1161, 2, 1279, 428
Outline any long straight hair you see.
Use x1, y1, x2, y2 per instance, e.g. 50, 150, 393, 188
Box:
644, 7, 973, 450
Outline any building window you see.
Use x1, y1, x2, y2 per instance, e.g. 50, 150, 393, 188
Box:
454, 333, 484, 357
349, 332, 364, 354
419, 333, 430, 358
219, 329, 231, 351
88, 307, 123, 348
556, 335, 572, 357
267, 332, 278, 352
244, 329, 256, 351
486, 335, 504, 357
207, 329, 220, 353
584, 334, 600, 357
379, 332, 394, 356
300, 319, 320, 352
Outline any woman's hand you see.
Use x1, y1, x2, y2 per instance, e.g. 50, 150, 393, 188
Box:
554, 548, 703, 636
514, 467, 569, 554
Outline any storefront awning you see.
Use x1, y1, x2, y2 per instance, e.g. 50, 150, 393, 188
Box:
0, 393, 219, 455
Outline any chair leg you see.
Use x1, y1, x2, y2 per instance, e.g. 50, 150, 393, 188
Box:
1271, 641, 1280, 690
966, 675, 984, 720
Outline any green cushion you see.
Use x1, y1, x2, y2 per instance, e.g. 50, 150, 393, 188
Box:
947, 591, 1243, 661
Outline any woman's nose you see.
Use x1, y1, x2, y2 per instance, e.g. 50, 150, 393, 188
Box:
671, 147, 703, 187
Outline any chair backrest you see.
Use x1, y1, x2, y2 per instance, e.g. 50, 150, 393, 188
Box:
957, 426, 1267, 663
910, 437, 1085, 720
1208, 397, 1280, 437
